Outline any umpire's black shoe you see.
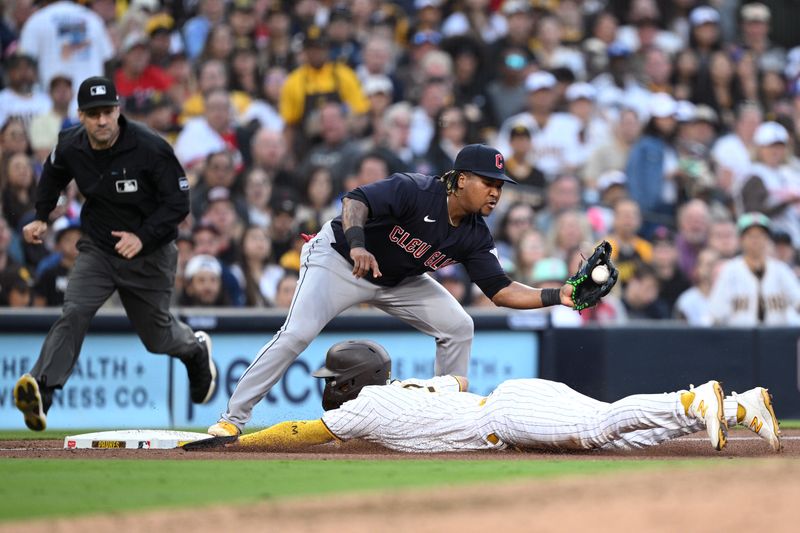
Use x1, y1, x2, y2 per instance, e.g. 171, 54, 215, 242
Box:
183, 331, 218, 404
14, 374, 53, 431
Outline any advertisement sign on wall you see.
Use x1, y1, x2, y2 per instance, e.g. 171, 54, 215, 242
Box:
1, 331, 538, 430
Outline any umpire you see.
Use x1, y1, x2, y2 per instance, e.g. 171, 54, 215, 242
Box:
13, 76, 218, 431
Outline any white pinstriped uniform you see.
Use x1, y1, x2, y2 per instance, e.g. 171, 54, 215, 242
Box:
322, 377, 739, 453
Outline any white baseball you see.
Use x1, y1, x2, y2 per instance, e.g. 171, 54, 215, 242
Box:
591, 265, 610, 284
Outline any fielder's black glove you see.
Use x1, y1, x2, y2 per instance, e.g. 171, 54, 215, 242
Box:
566, 241, 619, 311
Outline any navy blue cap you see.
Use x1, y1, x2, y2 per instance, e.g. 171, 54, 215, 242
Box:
452, 144, 517, 184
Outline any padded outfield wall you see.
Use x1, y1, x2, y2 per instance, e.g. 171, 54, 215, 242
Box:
1, 309, 798, 429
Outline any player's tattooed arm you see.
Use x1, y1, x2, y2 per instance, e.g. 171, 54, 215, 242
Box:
342, 197, 369, 232
342, 198, 382, 279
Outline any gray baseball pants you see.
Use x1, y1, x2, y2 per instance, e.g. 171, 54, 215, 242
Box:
222, 221, 474, 429
30, 238, 200, 389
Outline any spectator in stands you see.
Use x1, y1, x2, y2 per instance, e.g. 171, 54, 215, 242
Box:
535, 174, 582, 236
501, 124, 546, 209
772, 231, 800, 277
0, 215, 23, 277
242, 167, 272, 229
565, 82, 610, 175
190, 151, 237, 220
28, 75, 78, 163
711, 102, 761, 192
494, 202, 535, 266
113, 32, 173, 98
198, 22, 234, 64
249, 127, 295, 192
650, 226, 691, 314
0, 264, 32, 307
674, 199, 711, 280
192, 221, 244, 307
707, 217, 740, 259
32, 217, 79, 307
355, 34, 398, 92
268, 190, 298, 266
298, 102, 362, 193
175, 89, 244, 171
587, 170, 628, 234
262, 2, 295, 70
675, 247, 721, 326
279, 25, 369, 158
740, 121, 800, 247
327, 5, 360, 68
409, 77, 450, 157
604, 198, 652, 285
423, 104, 470, 177
273, 271, 298, 309
496, 71, 581, 178
486, 46, 530, 125
584, 108, 641, 194
0, 52, 51, 129
180, 59, 252, 125
202, 186, 245, 265
183, 0, 227, 61
369, 101, 416, 173
1, 152, 36, 230
546, 209, 594, 263
583, 10, 619, 80
240, 67, 286, 132
443, 36, 493, 129
621, 263, 670, 320
179, 254, 229, 307
626, 92, 679, 233
510, 228, 548, 286
533, 14, 585, 79
360, 75, 395, 142
735, 2, 785, 74
709, 212, 800, 326
232, 225, 284, 308
19, 0, 114, 101
296, 166, 337, 234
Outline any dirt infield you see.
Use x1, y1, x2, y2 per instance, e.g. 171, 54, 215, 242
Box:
1, 428, 797, 460
2, 429, 798, 532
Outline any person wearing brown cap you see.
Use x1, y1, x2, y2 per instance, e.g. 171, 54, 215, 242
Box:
14, 76, 218, 432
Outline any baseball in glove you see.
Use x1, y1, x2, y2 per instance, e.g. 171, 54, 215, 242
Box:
566, 241, 619, 311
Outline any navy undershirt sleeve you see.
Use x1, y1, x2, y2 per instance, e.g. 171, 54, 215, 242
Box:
474, 274, 513, 299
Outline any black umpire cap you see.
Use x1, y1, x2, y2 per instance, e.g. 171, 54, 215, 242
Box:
77, 76, 120, 111
453, 144, 517, 184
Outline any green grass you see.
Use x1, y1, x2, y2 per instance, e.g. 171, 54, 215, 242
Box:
0, 458, 706, 522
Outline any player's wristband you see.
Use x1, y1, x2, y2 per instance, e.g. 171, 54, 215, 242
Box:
540, 288, 561, 307
344, 226, 366, 249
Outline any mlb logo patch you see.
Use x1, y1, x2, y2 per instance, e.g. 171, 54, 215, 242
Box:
116, 179, 138, 193
90, 85, 107, 96
178, 177, 190, 191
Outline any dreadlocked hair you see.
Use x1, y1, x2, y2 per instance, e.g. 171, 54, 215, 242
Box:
440, 170, 460, 195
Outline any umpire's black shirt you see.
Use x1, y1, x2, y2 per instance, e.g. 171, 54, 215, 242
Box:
34, 115, 190, 257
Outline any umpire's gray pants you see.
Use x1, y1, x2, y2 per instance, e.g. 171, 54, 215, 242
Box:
31, 238, 200, 388
223, 222, 474, 428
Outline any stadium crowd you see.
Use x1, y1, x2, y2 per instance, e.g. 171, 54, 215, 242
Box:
0, 0, 799, 326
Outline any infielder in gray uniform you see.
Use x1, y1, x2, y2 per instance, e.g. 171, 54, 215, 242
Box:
208, 145, 582, 437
